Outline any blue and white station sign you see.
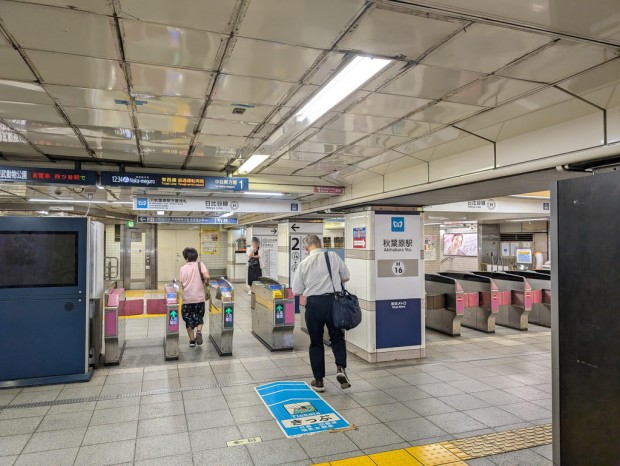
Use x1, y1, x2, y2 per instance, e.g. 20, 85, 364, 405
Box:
137, 216, 238, 225
255, 381, 350, 438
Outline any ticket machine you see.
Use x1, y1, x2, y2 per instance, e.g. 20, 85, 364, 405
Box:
251, 278, 295, 350
208, 278, 235, 356
164, 283, 179, 360
473, 271, 532, 330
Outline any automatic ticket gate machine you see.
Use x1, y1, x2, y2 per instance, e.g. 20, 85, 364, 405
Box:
208, 278, 235, 356
425, 274, 465, 336
439, 272, 499, 333
473, 271, 532, 331
251, 278, 295, 351
164, 283, 179, 360
103, 288, 126, 365
507, 271, 551, 327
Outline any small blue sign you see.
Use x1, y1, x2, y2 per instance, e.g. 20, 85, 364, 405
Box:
291, 203, 299, 212
137, 216, 238, 224
136, 198, 149, 209
255, 381, 350, 438
376, 298, 421, 349
543, 202, 550, 211
391, 216, 405, 232
204, 177, 248, 191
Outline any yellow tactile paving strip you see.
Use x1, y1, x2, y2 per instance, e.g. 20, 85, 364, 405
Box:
314, 424, 552, 466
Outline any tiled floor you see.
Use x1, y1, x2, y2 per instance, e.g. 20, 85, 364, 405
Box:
0, 291, 553, 465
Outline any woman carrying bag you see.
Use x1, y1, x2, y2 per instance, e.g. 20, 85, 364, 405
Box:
179, 247, 210, 348
246, 237, 262, 294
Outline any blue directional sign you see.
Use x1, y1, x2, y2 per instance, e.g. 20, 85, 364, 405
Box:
137, 216, 238, 225
255, 381, 350, 438
101, 172, 248, 191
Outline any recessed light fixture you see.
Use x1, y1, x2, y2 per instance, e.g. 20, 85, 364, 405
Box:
156, 210, 165, 215
237, 154, 269, 174
220, 212, 234, 218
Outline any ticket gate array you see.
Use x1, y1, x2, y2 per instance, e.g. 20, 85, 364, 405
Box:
299, 295, 330, 345
473, 272, 532, 331
425, 274, 465, 336
251, 278, 295, 351
438, 273, 499, 333
208, 278, 235, 356
509, 271, 551, 327
164, 283, 179, 361
103, 288, 126, 365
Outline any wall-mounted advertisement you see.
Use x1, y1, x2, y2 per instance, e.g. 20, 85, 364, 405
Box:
200, 227, 219, 255
443, 233, 478, 257
424, 235, 437, 260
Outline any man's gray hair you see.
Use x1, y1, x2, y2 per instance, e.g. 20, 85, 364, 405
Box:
303, 234, 322, 248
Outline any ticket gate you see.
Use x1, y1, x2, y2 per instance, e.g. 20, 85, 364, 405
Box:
473, 271, 532, 330
425, 274, 465, 336
439, 272, 499, 333
103, 288, 126, 365
508, 271, 551, 327
299, 295, 330, 345
251, 278, 295, 351
164, 283, 179, 361
208, 278, 235, 356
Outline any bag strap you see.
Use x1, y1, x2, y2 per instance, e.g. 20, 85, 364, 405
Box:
197, 262, 206, 284
324, 252, 337, 294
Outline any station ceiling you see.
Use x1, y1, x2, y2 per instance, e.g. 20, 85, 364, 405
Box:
0, 0, 619, 220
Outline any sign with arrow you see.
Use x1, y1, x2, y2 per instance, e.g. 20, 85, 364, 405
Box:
224, 305, 234, 328
226, 437, 262, 447
290, 223, 300, 232
275, 303, 284, 325
168, 306, 179, 331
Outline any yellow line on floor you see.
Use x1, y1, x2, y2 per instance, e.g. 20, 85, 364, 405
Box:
314, 424, 552, 466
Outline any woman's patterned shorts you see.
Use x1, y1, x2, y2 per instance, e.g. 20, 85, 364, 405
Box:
182, 302, 205, 329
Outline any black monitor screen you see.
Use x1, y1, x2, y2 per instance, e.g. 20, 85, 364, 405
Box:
0, 231, 78, 288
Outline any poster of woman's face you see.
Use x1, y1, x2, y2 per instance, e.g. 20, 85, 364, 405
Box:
443, 233, 478, 257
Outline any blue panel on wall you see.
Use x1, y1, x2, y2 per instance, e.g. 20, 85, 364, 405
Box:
376, 298, 421, 349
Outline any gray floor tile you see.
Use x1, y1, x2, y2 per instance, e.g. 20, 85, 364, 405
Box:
141, 379, 181, 391
531, 398, 553, 411
138, 414, 187, 438
230, 404, 272, 424
89, 405, 139, 426
186, 408, 235, 430
135, 431, 191, 461
139, 392, 183, 405
94, 398, 140, 411
55, 387, 103, 401
430, 370, 472, 382
0, 408, 49, 421
297, 431, 359, 457
502, 386, 551, 401
189, 425, 241, 452
439, 393, 492, 411
367, 375, 412, 390
465, 457, 496, 465
99, 382, 142, 396
36, 411, 92, 432
139, 401, 185, 420
403, 398, 457, 417
179, 375, 218, 387
311, 450, 363, 464
74, 440, 135, 466
531, 444, 553, 460
448, 379, 495, 393
345, 423, 405, 450
0, 418, 42, 436
13, 447, 78, 466
0, 434, 31, 456
383, 386, 432, 402
463, 407, 525, 428
246, 438, 309, 466
82, 421, 137, 445
386, 417, 448, 442
426, 412, 488, 434
365, 403, 419, 423
24, 427, 87, 453
472, 390, 526, 406
223, 392, 263, 408
105, 372, 143, 385
348, 390, 397, 407
485, 449, 552, 465
338, 407, 381, 426
417, 383, 465, 397
478, 376, 525, 389
398, 373, 443, 385
182, 388, 224, 401
193, 445, 253, 466
364, 442, 411, 455
135, 453, 193, 466
10, 390, 60, 405
499, 402, 552, 421
321, 394, 360, 411
184, 395, 228, 414
46, 402, 96, 416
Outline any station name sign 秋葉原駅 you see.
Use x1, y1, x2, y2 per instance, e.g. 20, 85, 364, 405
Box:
133, 196, 301, 213
137, 216, 238, 225
0, 166, 97, 185
100, 172, 249, 191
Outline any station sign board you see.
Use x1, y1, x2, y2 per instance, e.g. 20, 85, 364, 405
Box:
137, 216, 238, 225
0, 166, 96, 185
313, 185, 344, 195
134, 196, 301, 213
101, 172, 248, 191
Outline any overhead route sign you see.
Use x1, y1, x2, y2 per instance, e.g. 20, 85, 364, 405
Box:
137, 216, 238, 225
101, 172, 248, 191
133, 196, 301, 213
255, 381, 350, 438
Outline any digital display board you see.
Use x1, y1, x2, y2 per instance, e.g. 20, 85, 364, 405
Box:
0, 166, 96, 185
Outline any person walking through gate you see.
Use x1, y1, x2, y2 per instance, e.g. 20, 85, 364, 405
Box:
292, 234, 351, 392
179, 247, 210, 348
247, 237, 262, 294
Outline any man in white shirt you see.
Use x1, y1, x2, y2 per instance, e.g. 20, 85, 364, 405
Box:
293, 234, 351, 392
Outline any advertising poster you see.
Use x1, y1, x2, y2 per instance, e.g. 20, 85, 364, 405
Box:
501, 242, 510, 257
259, 236, 278, 280
510, 242, 519, 257
352, 227, 366, 249
443, 233, 478, 257
200, 227, 219, 255
516, 249, 533, 264
424, 235, 437, 260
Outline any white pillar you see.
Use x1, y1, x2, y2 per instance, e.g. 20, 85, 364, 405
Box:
344, 207, 425, 362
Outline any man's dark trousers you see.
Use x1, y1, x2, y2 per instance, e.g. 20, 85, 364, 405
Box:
305, 294, 347, 380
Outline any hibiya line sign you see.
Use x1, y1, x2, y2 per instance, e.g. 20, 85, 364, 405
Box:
134, 196, 301, 213
101, 172, 248, 191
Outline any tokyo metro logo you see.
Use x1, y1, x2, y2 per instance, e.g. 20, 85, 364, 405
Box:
391, 217, 404, 232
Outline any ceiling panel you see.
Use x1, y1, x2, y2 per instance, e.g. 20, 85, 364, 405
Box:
444, 76, 544, 107
0, 80, 53, 105
395, 127, 465, 155
224, 38, 322, 82
308, 129, 367, 145
270, 159, 311, 169
122, 20, 224, 70
337, 145, 384, 158
295, 140, 343, 154
0, 2, 118, 60
200, 119, 258, 137
0, 47, 36, 81
0, 142, 42, 158
140, 130, 192, 146
137, 113, 197, 133
11, 0, 113, 14
45, 85, 129, 110
64, 108, 132, 128
11, 120, 74, 136
214, 75, 296, 106
130, 64, 213, 99
134, 95, 203, 116
284, 85, 320, 109
40, 146, 90, 157
497, 40, 619, 83
143, 153, 186, 167
559, 59, 620, 105
381, 64, 482, 99
323, 114, 396, 134
348, 93, 432, 118
197, 134, 249, 149
424, 24, 552, 73
355, 149, 407, 170
192, 145, 238, 159
357, 133, 411, 149
238, 0, 365, 48
0, 102, 63, 124
205, 101, 276, 123
92, 150, 140, 163
339, 8, 464, 60
84, 137, 137, 152
259, 166, 299, 176
308, 52, 346, 85
280, 151, 326, 162
408, 101, 485, 124
79, 125, 134, 140
29, 51, 125, 90
377, 120, 440, 138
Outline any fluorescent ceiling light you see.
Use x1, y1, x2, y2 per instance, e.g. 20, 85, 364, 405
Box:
296, 56, 391, 124
29, 199, 133, 205
220, 212, 234, 218
243, 192, 284, 196
509, 195, 550, 199
157, 210, 165, 215
238, 154, 269, 174
507, 218, 549, 222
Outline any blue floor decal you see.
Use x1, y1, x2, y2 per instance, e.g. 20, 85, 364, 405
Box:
255, 381, 350, 438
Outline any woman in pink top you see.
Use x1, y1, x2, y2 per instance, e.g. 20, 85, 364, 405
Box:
179, 247, 209, 348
